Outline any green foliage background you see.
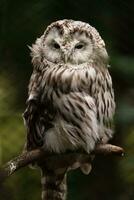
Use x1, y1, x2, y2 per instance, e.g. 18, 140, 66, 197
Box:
0, 0, 134, 199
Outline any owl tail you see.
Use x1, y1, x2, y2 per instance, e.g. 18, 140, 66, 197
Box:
40, 167, 67, 200
69, 162, 92, 175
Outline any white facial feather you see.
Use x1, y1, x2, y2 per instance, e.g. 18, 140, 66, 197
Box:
69, 32, 92, 64
43, 30, 93, 65
30, 20, 108, 68
43, 28, 62, 63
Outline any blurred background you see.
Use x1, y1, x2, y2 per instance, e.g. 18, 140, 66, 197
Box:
0, 0, 134, 199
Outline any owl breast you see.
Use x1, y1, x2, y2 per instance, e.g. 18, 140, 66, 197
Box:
41, 63, 97, 103
39, 63, 100, 153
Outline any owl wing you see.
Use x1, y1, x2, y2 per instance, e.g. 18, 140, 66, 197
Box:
23, 69, 44, 150
92, 67, 115, 143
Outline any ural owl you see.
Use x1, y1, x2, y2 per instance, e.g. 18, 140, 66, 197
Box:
23, 19, 115, 200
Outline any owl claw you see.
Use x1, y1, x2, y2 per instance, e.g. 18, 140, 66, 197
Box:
80, 163, 92, 175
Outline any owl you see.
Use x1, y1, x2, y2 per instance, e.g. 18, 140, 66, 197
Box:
23, 19, 115, 200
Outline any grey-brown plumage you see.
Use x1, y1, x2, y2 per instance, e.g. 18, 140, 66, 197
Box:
23, 19, 115, 200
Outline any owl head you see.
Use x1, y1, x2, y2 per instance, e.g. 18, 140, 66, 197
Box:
30, 20, 108, 68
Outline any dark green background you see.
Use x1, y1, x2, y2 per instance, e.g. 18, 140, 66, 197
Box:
0, 0, 134, 199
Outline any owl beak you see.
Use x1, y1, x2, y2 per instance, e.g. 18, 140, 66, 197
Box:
63, 51, 71, 63
64, 54, 69, 63
62, 47, 72, 63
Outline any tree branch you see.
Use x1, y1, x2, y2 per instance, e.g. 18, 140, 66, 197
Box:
0, 144, 124, 184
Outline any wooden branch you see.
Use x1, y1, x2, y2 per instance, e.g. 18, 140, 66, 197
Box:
0, 144, 124, 184
94, 144, 124, 155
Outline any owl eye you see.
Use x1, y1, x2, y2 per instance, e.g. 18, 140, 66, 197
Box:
53, 42, 60, 49
75, 43, 84, 49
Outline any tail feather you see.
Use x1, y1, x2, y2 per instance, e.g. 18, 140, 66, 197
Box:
41, 168, 67, 200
